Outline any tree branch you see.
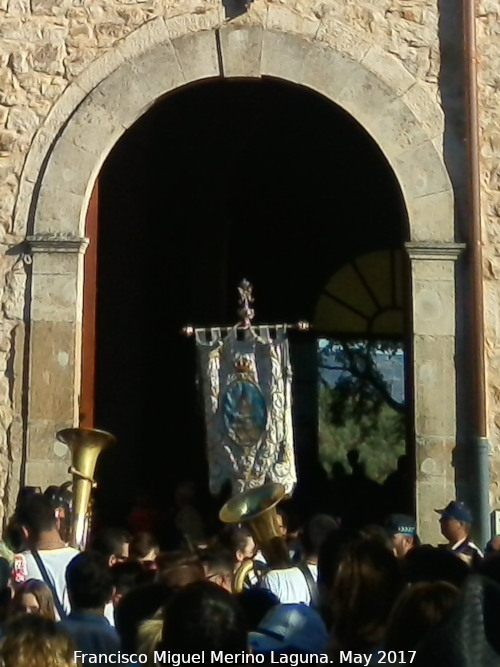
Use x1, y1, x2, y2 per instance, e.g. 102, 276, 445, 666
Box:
320, 343, 405, 413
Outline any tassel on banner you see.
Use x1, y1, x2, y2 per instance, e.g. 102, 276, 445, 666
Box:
195, 329, 206, 345
183, 321, 310, 340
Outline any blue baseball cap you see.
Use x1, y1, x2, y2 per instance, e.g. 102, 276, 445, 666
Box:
435, 501, 473, 524
385, 514, 417, 537
249, 603, 328, 655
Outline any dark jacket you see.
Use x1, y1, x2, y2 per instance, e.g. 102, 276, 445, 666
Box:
60, 610, 120, 655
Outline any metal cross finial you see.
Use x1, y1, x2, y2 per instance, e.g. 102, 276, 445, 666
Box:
181, 279, 310, 337
237, 279, 255, 329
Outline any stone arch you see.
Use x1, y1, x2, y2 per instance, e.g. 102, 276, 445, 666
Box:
17, 18, 454, 242
20, 18, 460, 543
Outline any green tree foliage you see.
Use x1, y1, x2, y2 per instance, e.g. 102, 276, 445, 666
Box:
318, 340, 406, 483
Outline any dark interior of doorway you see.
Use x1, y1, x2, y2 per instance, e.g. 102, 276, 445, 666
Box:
92, 77, 408, 529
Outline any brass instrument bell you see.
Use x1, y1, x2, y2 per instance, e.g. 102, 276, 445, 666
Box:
219, 482, 290, 591
56, 428, 116, 550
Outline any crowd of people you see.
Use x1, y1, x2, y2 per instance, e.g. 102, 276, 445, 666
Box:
0, 480, 498, 666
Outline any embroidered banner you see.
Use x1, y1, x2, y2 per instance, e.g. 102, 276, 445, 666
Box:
196, 326, 297, 496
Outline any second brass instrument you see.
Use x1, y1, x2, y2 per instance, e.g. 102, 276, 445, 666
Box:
219, 482, 290, 592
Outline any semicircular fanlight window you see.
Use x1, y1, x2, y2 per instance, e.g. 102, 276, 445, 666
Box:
314, 250, 405, 336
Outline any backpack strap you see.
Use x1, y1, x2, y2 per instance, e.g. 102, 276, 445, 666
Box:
296, 562, 319, 609
31, 549, 67, 620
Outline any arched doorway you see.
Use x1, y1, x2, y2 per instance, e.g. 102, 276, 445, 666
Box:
86, 77, 410, 526
21, 25, 460, 542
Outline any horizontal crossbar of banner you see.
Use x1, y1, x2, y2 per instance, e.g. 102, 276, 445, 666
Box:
181, 322, 310, 337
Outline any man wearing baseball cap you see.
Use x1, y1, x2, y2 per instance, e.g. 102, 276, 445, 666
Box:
436, 501, 483, 567
385, 514, 420, 559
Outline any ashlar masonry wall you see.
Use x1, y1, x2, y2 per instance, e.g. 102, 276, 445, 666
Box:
0, 0, 494, 541
479, 0, 500, 511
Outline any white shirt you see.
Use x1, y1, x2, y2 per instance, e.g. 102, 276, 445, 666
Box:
254, 550, 267, 567
13, 547, 79, 617
254, 550, 298, 568
450, 537, 483, 566
260, 564, 318, 605
104, 601, 116, 627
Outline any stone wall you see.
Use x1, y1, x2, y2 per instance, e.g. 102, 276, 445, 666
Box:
478, 0, 500, 508
0, 0, 488, 530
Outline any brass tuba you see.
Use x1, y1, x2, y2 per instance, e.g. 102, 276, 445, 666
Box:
219, 482, 290, 593
56, 428, 116, 550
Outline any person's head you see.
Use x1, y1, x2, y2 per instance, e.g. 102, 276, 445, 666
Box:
13, 495, 59, 547
332, 462, 347, 479
436, 501, 473, 543
217, 526, 256, 564
412, 575, 500, 664
129, 532, 159, 563
385, 514, 420, 558
402, 545, 470, 587
318, 527, 359, 614
330, 537, 403, 652
13, 580, 56, 621
115, 582, 172, 653
0, 614, 78, 667
89, 527, 131, 566
66, 552, 113, 612
137, 617, 163, 665
276, 509, 287, 538
359, 523, 395, 552
347, 450, 360, 467
385, 581, 460, 650
42, 486, 70, 537
485, 535, 500, 555
199, 549, 234, 593
302, 514, 338, 558
161, 581, 248, 653
42, 486, 61, 507
283, 506, 302, 539
16, 487, 42, 510
235, 589, 279, 632
249, 603, 328, 655
156, 551, 206, 590
111, 561, 152, 607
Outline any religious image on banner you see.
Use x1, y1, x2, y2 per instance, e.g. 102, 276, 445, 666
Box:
196, 325, 297, 496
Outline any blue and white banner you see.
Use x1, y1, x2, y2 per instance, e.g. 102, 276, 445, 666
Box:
196, 326, 297, 496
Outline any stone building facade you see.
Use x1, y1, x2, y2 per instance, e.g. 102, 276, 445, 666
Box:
0, 0, 498, 542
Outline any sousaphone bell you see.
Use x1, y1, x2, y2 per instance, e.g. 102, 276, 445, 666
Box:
219, 482, 290, 592
56, 428, 116, 550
